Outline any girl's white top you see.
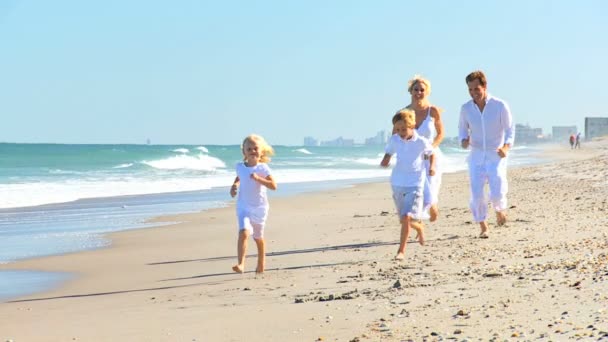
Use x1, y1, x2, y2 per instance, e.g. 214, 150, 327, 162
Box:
384, 131, 433, 188
236, 162, 272, 209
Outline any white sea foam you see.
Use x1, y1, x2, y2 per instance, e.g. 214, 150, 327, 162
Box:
196, 146, 209, 153
294, 148, 312, 155
0, 167, 390, 209
352, 157, 382, 166
277, 156, 381, 167
113, 163, 133, 169
273, 168, 390, 184
142, 154, 226, 171
172, 148, 190, 154
49, 169, 83, 175
438, 153, 468, 173
0, 174, 235, 209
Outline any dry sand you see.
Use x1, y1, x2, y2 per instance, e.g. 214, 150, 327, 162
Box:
1, 140, 607, 341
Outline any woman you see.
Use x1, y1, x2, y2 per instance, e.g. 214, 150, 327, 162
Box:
401, 75, 444, 222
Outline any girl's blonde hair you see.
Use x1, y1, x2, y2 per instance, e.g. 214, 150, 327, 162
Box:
407, 75, 432, 96
392, 109, 416, 129
242, 134, 275, 163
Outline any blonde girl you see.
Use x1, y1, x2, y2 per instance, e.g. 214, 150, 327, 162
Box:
229, 134, 277, 274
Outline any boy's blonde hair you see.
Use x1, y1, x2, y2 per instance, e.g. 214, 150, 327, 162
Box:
392, 109, 416, 129
242, 134, 275, 163
407, 75, 432, 96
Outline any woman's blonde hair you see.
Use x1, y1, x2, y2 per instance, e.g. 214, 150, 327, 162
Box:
392, 109, 416, 129
242, 134, 275, 163
407, 75, 432, 96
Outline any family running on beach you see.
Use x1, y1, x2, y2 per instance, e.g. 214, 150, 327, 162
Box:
229, 70, 514, 272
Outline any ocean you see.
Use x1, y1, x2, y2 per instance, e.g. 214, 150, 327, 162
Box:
0, 142, 542, 300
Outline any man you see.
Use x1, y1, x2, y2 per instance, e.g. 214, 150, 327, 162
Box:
458, 71, 514, 238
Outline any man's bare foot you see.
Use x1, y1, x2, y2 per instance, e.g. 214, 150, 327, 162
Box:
395, 252, 405, 261
411, 221, 425, 246
496, 211, 507, 226
232, 264, 244, 273
429, 205, 439, 222
255, 267, 264, 274
479, 221, 489, 239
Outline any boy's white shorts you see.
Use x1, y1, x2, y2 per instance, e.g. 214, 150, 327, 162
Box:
391, 185, 423, 220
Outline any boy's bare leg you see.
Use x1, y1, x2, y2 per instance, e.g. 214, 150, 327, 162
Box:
254, 238, 265, 273
496, 211, 507, 226
429, 204, 439, 222
395, 216, 410, 260
232, 230, 249, 273
411, 220, 425, 246
479, 221, 489, 238
413, 206, 436, 240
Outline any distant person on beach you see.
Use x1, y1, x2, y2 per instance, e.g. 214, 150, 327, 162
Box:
569, 134, 575, 149
575, 132, 582, 149
458, 70, 514, 238
381, 109, 435, 260
229, 134, 277, 274
400, 75, 445, 222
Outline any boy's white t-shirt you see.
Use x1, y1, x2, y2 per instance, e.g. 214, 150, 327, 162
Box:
385, 132, 433, 188
236, 162, 272, 209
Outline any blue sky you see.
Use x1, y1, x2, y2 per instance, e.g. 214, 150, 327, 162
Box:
1, 0, 606, 145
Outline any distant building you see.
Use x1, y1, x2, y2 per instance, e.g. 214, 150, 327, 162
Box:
552, 126, 577, 142
320, 136, 354, 147
365, 130, 388, 145
515, 124, 544, 144
303, 136, 320, 146
585, 117, 608, 140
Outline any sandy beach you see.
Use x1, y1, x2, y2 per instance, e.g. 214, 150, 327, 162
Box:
1, 140, 607, 341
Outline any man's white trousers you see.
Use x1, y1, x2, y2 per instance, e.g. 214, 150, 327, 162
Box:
467, 154, 508, 222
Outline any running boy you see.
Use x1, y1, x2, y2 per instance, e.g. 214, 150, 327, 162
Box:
381, 109, 435, 260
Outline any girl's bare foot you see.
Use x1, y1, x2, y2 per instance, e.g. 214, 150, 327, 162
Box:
429, 205, 439, 222
394, 252, 405, 261
255, 267, 264, 274
232, 264, 244, 273
411, 221, 425, 246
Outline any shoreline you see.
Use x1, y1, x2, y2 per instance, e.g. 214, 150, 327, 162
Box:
0, 144, 559, 276
1, 141, 606, 340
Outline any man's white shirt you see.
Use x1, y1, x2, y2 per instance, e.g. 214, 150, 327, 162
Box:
458, 94, 514, 165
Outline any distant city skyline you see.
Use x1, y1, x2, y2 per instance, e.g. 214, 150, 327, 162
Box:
1, 1, 606, 145
302, 120, 588, 146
